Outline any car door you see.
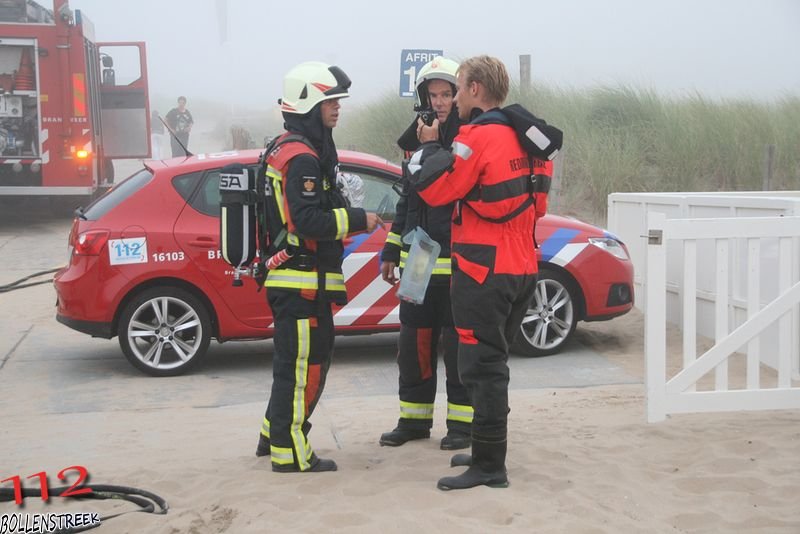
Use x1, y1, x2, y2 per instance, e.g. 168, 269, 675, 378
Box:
333, 164, 401, 329
172, 166, 270, 330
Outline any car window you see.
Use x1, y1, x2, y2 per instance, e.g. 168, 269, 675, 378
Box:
172, 171, 203, 202
82, 168, 153, 221
188, 167, 257, 218
187, 164, 400, 220
189, 169, 223, 217
339, 166, 400, 220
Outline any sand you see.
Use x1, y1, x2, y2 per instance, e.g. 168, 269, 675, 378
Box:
2, 303, 798, 533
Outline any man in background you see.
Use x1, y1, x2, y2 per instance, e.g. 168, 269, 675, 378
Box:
166, 96, 194, 156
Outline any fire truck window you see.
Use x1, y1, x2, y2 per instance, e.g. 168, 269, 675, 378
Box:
83, 168, 153, 221
97, 46, 141, 86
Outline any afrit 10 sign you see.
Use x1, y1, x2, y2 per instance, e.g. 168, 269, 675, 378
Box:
399, 49, 444, 98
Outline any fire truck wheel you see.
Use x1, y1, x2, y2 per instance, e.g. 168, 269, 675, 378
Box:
513, 269, 580, 357
118, 286, 211, 376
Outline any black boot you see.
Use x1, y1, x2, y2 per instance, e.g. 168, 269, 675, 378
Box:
255, 434, 270, 457
437, 439, 508, 490
450, 453, 471, 467
440, 430, 471, 450
272, 453, 338, 473
379, 426, 430, 446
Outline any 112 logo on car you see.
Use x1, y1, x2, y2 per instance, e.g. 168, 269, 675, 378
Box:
108, 237, 148, 265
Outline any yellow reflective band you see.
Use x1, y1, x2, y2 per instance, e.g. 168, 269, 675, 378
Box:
291, 318, 312, 471
267, 167, 287, 224
264, 269, 346, 292
325, 272, 346, 292
287, 233, 300, 246
447, 402, 474, 423
432, 257, 451, 275
399, 251, 451, 275
261, 417, 271, 438
270, 445, 295, 465
333, 208, 349, 239
385, 232, 402, 247
399, 401, 434, 420
265, 270, 319, 289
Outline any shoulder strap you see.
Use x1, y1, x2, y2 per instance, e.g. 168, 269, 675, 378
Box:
267, 133, 319, 171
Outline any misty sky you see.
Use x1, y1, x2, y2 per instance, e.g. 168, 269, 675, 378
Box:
68, 0, 799, 109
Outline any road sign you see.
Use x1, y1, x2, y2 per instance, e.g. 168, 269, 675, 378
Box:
399, 49, 443, 98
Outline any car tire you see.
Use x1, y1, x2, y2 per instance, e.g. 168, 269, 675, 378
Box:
514, 269, 580, 357
118, 286, 211, 376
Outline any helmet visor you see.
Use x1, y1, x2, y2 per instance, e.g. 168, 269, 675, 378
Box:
325, 66, 351, 97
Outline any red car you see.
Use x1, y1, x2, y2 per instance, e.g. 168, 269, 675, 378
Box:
54, 150, 634, 376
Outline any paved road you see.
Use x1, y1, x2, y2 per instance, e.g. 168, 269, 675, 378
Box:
0, 206, 637, 420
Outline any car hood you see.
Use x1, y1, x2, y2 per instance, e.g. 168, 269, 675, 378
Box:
539, 213, 609, 237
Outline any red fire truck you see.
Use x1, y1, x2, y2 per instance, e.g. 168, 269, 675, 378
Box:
0, 0, 150, 198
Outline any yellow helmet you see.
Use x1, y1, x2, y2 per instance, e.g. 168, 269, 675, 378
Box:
280, 61, 351, 115
415, 56, 459, 107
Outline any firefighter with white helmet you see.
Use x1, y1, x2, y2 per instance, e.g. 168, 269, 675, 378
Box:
255, 61, 383, 472
379, 56, 473, 450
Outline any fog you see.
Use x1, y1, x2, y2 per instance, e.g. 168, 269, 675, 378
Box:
69, 0, 799, 109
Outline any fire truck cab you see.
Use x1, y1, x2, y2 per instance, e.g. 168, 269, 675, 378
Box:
0, 0, 149, 197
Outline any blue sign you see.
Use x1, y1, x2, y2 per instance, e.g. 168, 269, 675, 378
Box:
399, 49, 443, 98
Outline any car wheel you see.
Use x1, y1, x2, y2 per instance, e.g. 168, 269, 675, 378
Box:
117, 286, 211, 376
514, 269, 579, 357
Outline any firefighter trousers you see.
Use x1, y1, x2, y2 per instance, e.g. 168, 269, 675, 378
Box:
395, 284, 472, 434
260, 289, 334, 471
451, 270, 537, 443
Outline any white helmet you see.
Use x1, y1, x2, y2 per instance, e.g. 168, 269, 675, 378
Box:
280, 61, 351, 115
415, 56, 459, 107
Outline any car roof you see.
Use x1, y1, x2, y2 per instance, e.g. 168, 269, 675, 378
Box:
150, 149, 401, 174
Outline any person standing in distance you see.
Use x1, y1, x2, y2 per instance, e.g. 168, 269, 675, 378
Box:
165, 96, 194, 157
255, 61, 384, 472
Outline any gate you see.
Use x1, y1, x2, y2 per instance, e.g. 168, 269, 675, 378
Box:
645, 213, 800, 422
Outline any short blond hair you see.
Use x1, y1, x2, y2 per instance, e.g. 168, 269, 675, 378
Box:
459, 56, 509, 106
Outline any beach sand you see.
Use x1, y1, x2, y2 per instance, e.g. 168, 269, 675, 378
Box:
3, 306, 799, 533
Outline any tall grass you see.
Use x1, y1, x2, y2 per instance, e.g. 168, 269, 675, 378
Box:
337, 85, 800, 219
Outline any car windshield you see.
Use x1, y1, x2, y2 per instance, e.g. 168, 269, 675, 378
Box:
82, 168, 154, 221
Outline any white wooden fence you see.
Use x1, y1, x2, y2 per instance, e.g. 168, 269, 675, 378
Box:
645, 212, 800, 422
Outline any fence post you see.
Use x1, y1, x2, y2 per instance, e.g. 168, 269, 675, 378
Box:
519, 54, 531, 96
551, 150, 563, 212
762, 144, 775, 190
645, 212, 667, 422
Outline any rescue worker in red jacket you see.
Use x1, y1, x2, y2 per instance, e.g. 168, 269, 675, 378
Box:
255, 61, 383, 472
408, 56, 563, 490
379, 57, 473, 451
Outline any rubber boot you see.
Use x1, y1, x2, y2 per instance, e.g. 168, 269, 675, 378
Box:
450, 453, 471, 467
440, 430, 471, 450
255, 434, 270, 457
379, 426, 430, 446
272, 453, 338, 473
437, 439, 508, 490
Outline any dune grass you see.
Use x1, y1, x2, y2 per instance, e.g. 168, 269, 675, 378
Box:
336, 85, 800, 219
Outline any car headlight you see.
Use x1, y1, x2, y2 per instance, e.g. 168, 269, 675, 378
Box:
588, 237, 629, 260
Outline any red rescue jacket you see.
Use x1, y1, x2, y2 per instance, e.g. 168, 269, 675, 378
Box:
416, 110, 552, 283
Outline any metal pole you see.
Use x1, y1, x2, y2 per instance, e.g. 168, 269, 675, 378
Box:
519, 54, 531, 96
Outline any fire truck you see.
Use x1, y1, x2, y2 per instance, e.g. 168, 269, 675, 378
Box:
0, 0, 150, 198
